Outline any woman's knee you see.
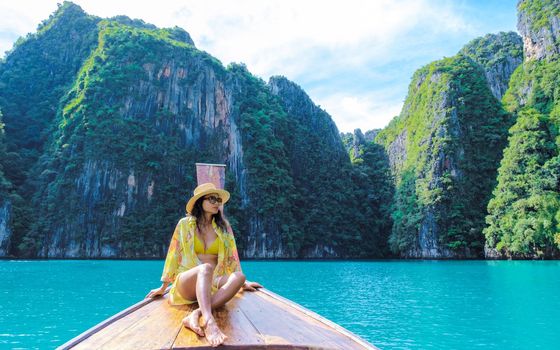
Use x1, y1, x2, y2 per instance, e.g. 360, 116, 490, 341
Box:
176, 271, 197, 292
232, 271, 246, 285
198, 263, 213, 276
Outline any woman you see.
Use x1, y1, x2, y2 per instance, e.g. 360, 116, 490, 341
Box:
146, 183, 262, 347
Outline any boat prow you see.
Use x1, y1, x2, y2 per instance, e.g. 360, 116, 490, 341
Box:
58, 288, 378, 349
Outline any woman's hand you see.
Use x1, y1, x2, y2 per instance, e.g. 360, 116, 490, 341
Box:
145, 286, 166, 299
242, 281, 263, 292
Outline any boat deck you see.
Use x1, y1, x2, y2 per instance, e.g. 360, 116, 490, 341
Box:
58, 288, 377, 349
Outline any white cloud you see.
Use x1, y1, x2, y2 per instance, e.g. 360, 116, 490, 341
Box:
167, 0, 472, 78
317, 91, 403, 133
0, 1, 471, 71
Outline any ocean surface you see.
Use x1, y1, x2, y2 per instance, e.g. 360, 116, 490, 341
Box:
0, 260, 559, 350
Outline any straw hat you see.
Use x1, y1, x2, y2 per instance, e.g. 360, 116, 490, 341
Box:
186, 183, 230, 214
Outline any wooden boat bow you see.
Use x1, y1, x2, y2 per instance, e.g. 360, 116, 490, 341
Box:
57, 288, 378, 349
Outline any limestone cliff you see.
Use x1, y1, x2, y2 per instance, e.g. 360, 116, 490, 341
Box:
377, 52, 512, 258
340, 128, 395, 257
484, 0, 560, 259
269, 76, 346, 158
27, 23, 252, 258
268, 76, 350, 257
0, 4, 259, 258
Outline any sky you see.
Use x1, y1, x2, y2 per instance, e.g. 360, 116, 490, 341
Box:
0, 0, 519, 133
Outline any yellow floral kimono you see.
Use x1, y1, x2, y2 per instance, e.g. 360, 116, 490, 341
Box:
160, 215, 242, 305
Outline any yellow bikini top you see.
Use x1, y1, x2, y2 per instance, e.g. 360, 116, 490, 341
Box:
194, 232, 220, 255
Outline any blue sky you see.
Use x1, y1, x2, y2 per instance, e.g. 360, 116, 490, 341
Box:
0, 0, 519, 133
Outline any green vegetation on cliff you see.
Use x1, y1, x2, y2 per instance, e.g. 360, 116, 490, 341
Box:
0, 3, 101, 255
349, 141, 394, 256
340, 131, 394, 256
460, 32, 523, 71
484, 58, 560, 258
0, 2, 98, 162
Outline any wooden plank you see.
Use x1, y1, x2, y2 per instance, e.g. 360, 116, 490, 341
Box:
260, 289, 378, 350
58, 295, 158, 350
173, 293, 265, 349
239, 290, 376, 350
231, 290, 342, 349
69, 298, 163, 350
101, 296, 187, 350
170, 305, 207, 349
81, 294, 188, 350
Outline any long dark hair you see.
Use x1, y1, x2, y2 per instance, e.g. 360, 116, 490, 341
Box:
190, 196, 229, 233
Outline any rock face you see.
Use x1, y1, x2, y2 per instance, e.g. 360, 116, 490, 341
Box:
376, 52, 511, 258
364, 129, 379, 143
29, 23, 249, 258
517, 0, 560, 60
460, 32, 523, 100
0, 200, 11, 256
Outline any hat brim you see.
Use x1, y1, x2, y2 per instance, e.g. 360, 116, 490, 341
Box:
186, 188, 230, 214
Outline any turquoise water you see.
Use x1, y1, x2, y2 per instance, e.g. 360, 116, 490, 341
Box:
0, 260, 559, 349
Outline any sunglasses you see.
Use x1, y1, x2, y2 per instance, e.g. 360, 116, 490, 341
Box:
204, 195, 223, 204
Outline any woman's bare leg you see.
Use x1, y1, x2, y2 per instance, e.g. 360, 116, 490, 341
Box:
175, 266, 205, 336
195, 263, 226, 346
175, 269, 246, 346
186, 271, 246, 334
194, 263, 213, 322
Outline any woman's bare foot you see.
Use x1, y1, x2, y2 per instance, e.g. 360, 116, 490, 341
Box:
182, 309, 204, 336
203, 316, 227, 347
